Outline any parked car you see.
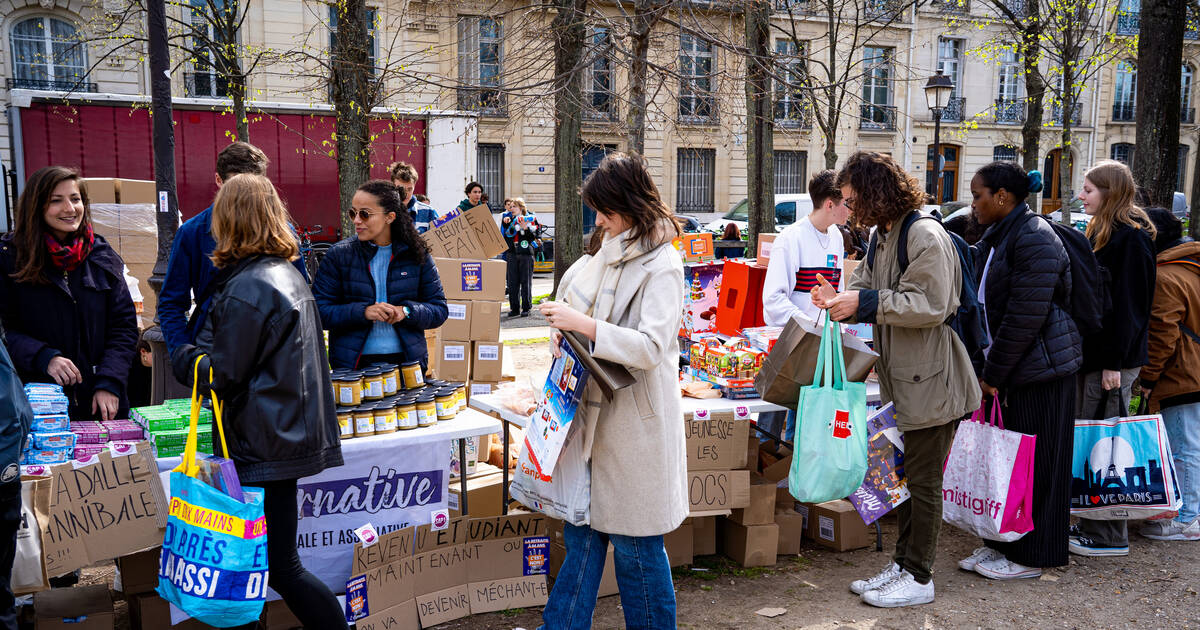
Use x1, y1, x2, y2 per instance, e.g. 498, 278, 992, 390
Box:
677, 215, 703, 232
702, 194, 814, 234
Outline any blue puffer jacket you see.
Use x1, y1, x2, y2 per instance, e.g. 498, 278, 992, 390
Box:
313, 237, 448, 369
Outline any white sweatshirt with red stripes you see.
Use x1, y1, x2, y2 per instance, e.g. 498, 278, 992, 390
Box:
762, 216, 844, 327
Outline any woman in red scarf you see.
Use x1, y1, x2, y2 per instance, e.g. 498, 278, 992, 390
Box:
0, 166, 138, 421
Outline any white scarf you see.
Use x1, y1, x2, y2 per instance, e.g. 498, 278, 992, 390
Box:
564, 220, 673, 323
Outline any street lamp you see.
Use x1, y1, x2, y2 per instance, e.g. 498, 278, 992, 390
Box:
924, 69, 955, 202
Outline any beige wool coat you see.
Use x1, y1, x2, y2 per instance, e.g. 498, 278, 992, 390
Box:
556, 241, 689, 537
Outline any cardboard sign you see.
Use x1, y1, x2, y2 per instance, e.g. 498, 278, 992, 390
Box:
423, 205, 509, 260
357, 555, 419, 613
356, 601, 419, 630
36, 443, 164, 577
686, 408, 752, 471
413, 517, 468, 553
687, 470, 751, 515
412, 545, 474, 626
353, 526, 415, 575
466, 513, 548, 541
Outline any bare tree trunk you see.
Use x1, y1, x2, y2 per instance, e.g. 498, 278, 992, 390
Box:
331, 0, 372, 237
553, 0, 587, 290
626, 0, 654, 155
822, 2, 839, 170
1059, 62, 1076, 225
1134, 0, 1187, 206
1019, 9, 1043, 210
745, 0, 774, 256
229, 70, 249, 141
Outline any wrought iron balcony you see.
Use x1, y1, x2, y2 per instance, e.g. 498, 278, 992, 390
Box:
938, 96, 966, 123
583, 91, 618, 123
860, 104, 897, 131
774, 0, 812, 12
457, 88, 507, 117
865, 0, 904, 20
994, 99, 1025, 124
1003, 0, 1026, 17
1117, 12, 1140, 35
6, 77, 97, 92
930, 0, 970, 13
1184, 108, 1196, 124
1049, 102, 1083, 126
1112, 102, 1136, 122
184, 72, 229, 98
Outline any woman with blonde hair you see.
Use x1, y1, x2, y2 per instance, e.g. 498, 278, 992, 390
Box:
503, 196, 539, 317
171, 174, 346, 629
1069, 159, 1157, 558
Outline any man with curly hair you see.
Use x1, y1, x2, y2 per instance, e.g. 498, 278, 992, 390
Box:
813, 151, 981, 608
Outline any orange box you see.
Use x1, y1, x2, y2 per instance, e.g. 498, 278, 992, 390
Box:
673, 233, 715, 262
715, 260, 767, 336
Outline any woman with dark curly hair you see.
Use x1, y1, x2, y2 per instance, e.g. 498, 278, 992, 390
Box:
813, 152, 980, 608
312, 180, 448, 370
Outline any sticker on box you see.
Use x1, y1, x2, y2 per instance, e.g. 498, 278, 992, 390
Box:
819, 515, 835, 541
444, 345, 465, 362
478, 344, 499, 361
448, 304, 468, 320
344, 575, 369, 622
523, 537, 550, 576
460, 262, 484, 292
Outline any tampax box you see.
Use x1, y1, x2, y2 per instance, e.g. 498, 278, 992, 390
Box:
472, 341, 504, 382
470, 301, 503, 341
441, 301, 472, 341
808, 499, 871, 551
438, 340, 471, 383
436, 258, 506, 302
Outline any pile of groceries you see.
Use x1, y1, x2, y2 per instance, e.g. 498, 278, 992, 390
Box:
20, 383, 147, 465
330, 361, 467, 438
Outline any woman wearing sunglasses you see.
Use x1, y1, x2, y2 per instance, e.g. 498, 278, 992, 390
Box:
313, 180, 448, 370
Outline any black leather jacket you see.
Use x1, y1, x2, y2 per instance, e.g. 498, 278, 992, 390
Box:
174, 255, 343, 483
975, 205, 1083, 387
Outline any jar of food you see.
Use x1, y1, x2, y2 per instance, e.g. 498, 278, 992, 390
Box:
450, 382, 467, 412
336, 407, 355, 440
416, 393, 437, 427
377, 363, 400, 396
396, 398, 419, 430
333, 373, 363, 407
361, 368, 385, 401
400, 361, 425, 389
435, 388, 457, 421
352, 405, 376, 437
373, 402, 398, 434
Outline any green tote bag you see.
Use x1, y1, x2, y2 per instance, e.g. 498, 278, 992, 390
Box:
788, 314, 868, 503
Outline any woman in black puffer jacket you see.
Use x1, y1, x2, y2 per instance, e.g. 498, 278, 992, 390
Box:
171, 174, 345, 629
961, 162, 1082, 580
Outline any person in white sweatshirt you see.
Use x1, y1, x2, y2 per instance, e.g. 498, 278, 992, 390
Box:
763, 170, 851, 327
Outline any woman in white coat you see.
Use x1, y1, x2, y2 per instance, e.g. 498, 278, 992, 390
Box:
538, 153, 688, 630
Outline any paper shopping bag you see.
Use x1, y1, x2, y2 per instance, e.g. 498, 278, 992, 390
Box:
755, 313, 878, 410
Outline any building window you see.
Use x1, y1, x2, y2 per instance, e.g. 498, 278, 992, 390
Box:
861, 46, 895, 129
774, 39, 808, 127
679, 33, 716, 123
1111, 142, 1135, 166
476, 144, 505, 211
937, 38, 964, 121
584, 27, 614, 120
1113, 60, 1137, 122
774, 150, 808, 195
1183, 64, 1194, 123
458, 17, 505, 114
926, 144, 960, 203
1178, 145, 1189, 192
676, 148, 716, 213
996, 49, 1024, 124
1117, 0, 1140, 34
993, 145, 1019, 162
9, 16, 89, 91
328, 6, 378, 73
185, 0, 235, 98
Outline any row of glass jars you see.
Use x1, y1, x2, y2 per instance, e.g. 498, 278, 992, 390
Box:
330, 361, 430, 407
334, 379, 467, 439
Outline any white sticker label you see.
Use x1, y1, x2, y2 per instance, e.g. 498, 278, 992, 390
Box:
694, 408, 710, 421
444, 345, 465, 361
354, 523, 380, 547
734, 406, 752, 421
471, 383, 492, 396
430, 509, 450, 531
448, 304, 467, 320
158, 190, 169, 213
796, 504, 809, 531
818, 515, 835, 542
478, 344, 499, 361
760, 241, 773, 257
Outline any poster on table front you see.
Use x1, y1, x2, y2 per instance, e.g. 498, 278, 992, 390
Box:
293, 437, 450, 592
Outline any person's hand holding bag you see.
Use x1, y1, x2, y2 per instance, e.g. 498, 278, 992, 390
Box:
540, 301, 596, 341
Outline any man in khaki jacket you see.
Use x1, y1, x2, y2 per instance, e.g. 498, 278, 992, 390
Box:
814, 152, 980, 608
1139, 208, 1200, 541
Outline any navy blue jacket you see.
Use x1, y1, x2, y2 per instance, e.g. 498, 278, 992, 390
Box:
312, 237, 448, 369
157, 206, 308, 357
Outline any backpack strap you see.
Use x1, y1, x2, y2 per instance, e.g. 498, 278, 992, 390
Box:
1158, 256, 1200, 271
1180, 321, 1200, 346
867, 210, 924, 272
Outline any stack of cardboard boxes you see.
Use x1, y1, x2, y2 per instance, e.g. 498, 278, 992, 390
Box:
84, 177, 158, 327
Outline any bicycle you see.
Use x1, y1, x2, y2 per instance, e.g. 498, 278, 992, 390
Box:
298, 225, 330, 281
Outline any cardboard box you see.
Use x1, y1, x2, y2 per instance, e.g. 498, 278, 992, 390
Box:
718, 519, 779, 568
472, 341, 504, 382
448, 470, 505, 518
81, 179, 118, 204
35, 585, 114, 630
673, 232, 715, 262
775, 508, 806, 556
550, 542, 618, 597
465, 514, 551, 614
412, 545, 472, 627
680, 262, 723, 338
755, 233, 777, 267
468, 381, 500, 403
730, 478, 777, 526
424, 329, 440, 378
470, 301, 503, 341
127, 593, 217, 630
117, 179, 157, 204
691, 516, 717, 556
436, 258, 507, 302
809, 499, 871, 551
424, 205, 510, 260
664, 520, 694, 567
355, 601, 419, 630
114, 548, 159, 595
685, 408, 752, 471
687, 469, 751, 515
796, 503, 812, 540
441, 301, 472, 341
438, 340, 471, 383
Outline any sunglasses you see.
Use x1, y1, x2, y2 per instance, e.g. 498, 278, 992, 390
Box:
347, 209, 386, 221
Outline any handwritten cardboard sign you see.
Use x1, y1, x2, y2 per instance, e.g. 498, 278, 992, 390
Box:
356, 600, 419, 630
353, 526, 415, 575
687, 469, 751, 515
413, 544, 474, 626
686, 408, 752, 471
36, 443, 165, 577
423, 205, 508, 260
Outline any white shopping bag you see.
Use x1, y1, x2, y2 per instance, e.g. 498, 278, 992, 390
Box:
510, 417, 590, 526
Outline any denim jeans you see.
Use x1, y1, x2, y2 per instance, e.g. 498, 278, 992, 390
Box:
539, 523, 675, 630
1162, 401, 1200, 524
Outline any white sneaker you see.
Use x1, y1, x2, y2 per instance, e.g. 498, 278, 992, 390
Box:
860, 570, 934, 608
1140, 518, 1200, 541
958, 546, 1004, 571
849, 562, 901, 595
975, 557, 1042, 580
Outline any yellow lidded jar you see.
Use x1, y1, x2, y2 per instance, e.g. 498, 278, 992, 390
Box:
352, 405, 376, 437
377, 364, 400, 396
416, 393, 437, 427
401, 361, 425, 389
362, 368, 385, 401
